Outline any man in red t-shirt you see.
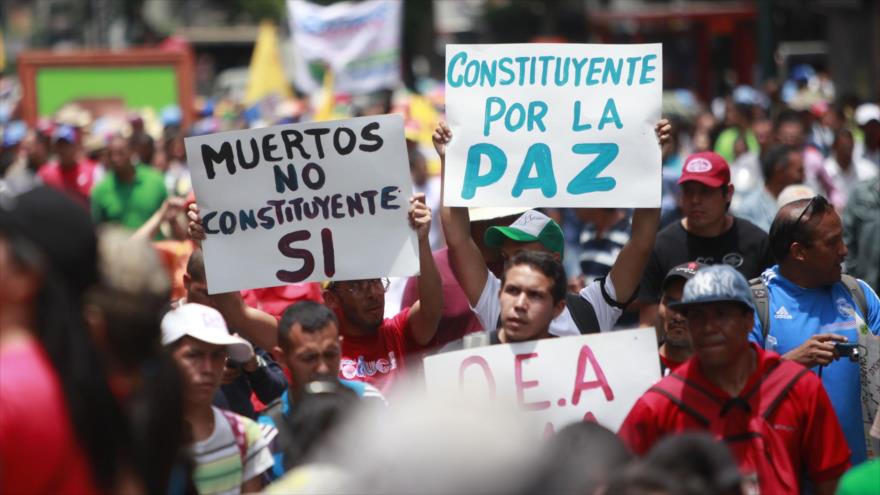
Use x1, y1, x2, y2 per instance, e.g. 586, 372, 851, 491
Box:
36, 125, 98, 208
322, 194, 442, 395
619, 264, 850, 495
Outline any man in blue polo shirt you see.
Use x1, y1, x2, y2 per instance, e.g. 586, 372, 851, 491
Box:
750, 195, 880, 464
258, 301, 384, 480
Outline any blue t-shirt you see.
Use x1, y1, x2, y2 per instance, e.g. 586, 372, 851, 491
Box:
749, 265, 880, 464
257, 379, 384, 480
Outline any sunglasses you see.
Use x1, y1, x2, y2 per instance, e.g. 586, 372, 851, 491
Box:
789, 195, 829, 248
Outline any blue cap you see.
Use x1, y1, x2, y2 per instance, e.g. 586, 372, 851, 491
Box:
790, 64, 815, 83
2, 121, 27, 148
160, 105, 182, 127
53, 124, 77, 143
670, 264, 755, 313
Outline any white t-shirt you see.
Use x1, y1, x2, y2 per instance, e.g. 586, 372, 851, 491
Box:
471, 270, 624, 337
191, 406, 277, 495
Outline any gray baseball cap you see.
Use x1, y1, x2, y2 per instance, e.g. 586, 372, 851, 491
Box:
669, 265, 755, 313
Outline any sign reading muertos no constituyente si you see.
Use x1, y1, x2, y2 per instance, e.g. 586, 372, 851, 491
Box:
423, 328, 661, 434
185, 114, 418, 294
443, 43, 663, 208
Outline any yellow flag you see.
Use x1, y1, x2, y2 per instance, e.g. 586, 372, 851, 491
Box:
312, 69, 336, 122
0, 28, 5, 71
244, 20, 292, 104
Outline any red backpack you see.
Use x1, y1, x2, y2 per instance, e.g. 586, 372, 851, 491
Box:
647, 359, 810, 494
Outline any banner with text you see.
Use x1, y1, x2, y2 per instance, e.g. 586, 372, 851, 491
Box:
443, 43, 663, 207
423, 328, 661, 433
288, 0, 401, 95
185, 114, 418, 294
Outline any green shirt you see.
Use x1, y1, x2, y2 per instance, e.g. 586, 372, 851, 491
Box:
714, 127, 759, 164
91, 164, 167, 231
836, 459, 880, 495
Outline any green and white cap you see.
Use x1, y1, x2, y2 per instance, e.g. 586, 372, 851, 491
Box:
484, 210, 564, 256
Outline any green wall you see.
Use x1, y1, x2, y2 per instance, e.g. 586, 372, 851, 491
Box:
36, 66, 178, 116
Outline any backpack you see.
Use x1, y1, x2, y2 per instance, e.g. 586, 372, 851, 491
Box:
648, 359, 811, 493
219, 409, 249, 467
749, 274, 867, 339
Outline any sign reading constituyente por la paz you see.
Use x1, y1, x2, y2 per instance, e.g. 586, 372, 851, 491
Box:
185, 114, 418, 294
443, 43, 663, 208
423, 328, 661, 434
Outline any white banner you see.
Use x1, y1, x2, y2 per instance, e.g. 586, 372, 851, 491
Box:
423, 328, 661, 433
443, 43, 663, 208
288, 0, 401, 95
184, 114, 418, 294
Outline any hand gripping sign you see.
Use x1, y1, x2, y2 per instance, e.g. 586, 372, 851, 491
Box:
185, 114, 418, 294
443, 43, 663, 208
423, 328, 661, 434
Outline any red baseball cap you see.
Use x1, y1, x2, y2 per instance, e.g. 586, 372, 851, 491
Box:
677, 151, 730, 188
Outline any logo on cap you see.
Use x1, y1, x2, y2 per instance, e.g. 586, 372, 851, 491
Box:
685, 158, 713, 173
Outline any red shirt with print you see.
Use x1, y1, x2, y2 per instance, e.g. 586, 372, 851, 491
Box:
37, 159, 98, 208
338, 307, 413, 395
619, 344, 850, 491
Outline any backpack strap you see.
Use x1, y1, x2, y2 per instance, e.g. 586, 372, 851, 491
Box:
749, 277, 770, 342
754, 360, 811, 420
841, 274, 868, 319
220, 410, 248, 465
565, 292, 601, 334
648, 372, 727, 427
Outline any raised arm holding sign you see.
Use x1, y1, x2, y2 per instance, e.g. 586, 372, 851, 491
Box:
436, 117, 669, 338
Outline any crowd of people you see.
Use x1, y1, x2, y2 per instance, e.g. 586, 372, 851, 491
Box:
1, 69, 879, 494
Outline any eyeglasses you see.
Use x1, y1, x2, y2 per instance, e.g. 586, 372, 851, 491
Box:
329, 278, 391, 294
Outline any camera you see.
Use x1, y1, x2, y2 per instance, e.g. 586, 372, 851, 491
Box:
834, 342, 860, 362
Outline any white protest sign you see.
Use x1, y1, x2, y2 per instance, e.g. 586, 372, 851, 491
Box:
856, 315, 880, 459
288, 0, 401, 95
423, 328, 661, 433
443, 43, 663, 208
184, 114, 418, 294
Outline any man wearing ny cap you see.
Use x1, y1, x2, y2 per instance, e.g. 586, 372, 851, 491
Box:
638, 151, 774, 326
36, 124, 100, 208
656, 262, 703, 375
619, 265, 850, 495
162, 303, 276, 494
434, 121, 668, 337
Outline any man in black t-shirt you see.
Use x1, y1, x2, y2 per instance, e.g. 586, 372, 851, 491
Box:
638, 151, 774, 326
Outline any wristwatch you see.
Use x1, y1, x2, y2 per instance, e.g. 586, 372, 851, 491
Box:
244, 354, 268, 374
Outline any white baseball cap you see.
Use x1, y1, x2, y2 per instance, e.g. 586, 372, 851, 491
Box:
855, 103, 880, 126
161, 303, 254, 362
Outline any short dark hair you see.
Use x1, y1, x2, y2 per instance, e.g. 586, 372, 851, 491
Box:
644, 433, 742, 495
186, 248, 205, 283
760, 144, 797, 182
279, 301, 339, 348
769, 195, 833, 262
775, 109, 803, 131
832, 127, 854, 147
501, 251, 566, 304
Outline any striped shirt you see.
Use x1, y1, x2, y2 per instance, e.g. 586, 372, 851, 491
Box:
191, 406, 277, 495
